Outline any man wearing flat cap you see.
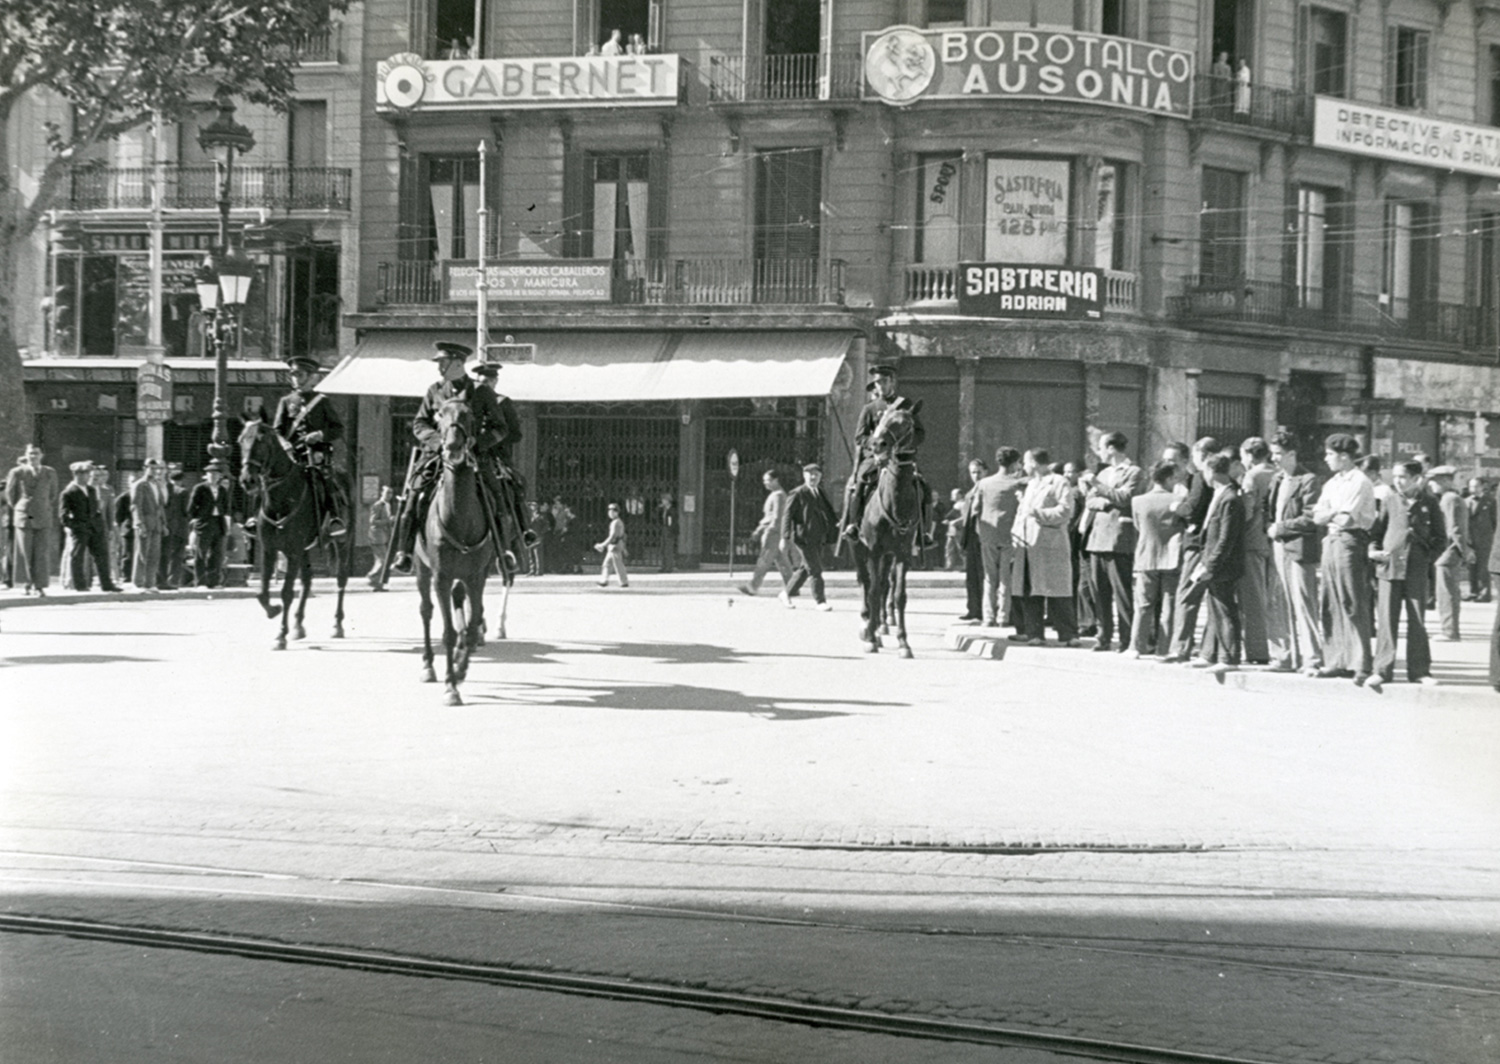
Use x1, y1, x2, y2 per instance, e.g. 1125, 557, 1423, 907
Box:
60, 460, 119, 591
839, 363, 927, 542
274, 356, 347, 538
188, 461, 232, 588
392, 341, 524, 572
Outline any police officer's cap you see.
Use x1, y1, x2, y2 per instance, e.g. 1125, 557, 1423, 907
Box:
432, 341, 473, 362
286, 356, 322, 374
205, 459, 228, 473
868, 363, 897, 378
467, 357, 500, 378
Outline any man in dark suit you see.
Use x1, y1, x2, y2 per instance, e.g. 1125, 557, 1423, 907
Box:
59, 461, 118, 591
973, 447, 1026, 628
188, 461, 232, 588
956, 458, 987, 621
113, 485, 134, 584
159, 467, 189, 589
1130, 460, 1185, 657
1267, 430, 1325, 674
1371, 459, 1444, 686
1182, 451, 1245, 673
1078, 431, 1146, 652
5, 443, 61, 595
1163, 436, 1221, 662
781, 462, 840, 610
1465, 478, 1495, 603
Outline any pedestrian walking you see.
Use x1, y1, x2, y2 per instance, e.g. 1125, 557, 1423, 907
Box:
972, 448, 1026, 628
1130, 461, 1184, 657
1267, 430, 1325, 673
595, 501, 629, 587
1078, 431, 1145, 652
1371, 460, 1444, 686
367, 484, 394, 589
6, 444, 60, 596
782, 462, 839, 610
739, 469, 792, 596
130, 459, 166, 590
1010, 448, 1079, 645
1465, 478, 1494, 602
1311, 434, 1378, 688
1184, 451, 1245, 673
1429, 466, 1471, 640
188, 461, 231, 588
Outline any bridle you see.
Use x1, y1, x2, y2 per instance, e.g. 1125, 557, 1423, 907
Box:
239, 420, 310, 531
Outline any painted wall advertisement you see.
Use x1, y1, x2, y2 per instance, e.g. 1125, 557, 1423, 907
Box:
917, 155, 962, 263
443, 260, 612, 302
984, 158, 1070, 264
862, 26, 1193, 117
958, 263, 1104, 319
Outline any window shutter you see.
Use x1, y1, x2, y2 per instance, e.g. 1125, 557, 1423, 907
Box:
1295, 5, 1310, 95
1384, 25, 1397, 106
562, 141, 588, 259
648, 0, 664, 51
397, 150, 421, 261
1415, 31, 1429, 110
647, 148, 668, 261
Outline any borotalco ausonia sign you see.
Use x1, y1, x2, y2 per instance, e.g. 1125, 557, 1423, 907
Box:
862, 26, 1193, 118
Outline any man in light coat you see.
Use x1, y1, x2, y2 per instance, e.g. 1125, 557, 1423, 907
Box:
1267, 430, 1325, 673
1009, 448, 1079, 645
5, 444, 61, 595
972, 447, 1026, 628
130, 459, 166, 590
1130, 461, 1185, 657
739, 469, 792, 597
1429, 466, 1471, 641
1078, 431, 1145, 652
1236, 436, 1283, 664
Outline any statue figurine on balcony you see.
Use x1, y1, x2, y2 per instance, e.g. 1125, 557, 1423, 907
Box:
275, 356, 348, 540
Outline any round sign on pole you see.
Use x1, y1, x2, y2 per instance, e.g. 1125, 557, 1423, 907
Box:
727, 449, 740, 478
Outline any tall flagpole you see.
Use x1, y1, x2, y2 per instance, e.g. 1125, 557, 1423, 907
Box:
476, 140, 489, 361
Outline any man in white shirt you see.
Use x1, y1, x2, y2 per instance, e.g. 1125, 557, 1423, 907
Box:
739, 469, 793, 597
1310, 433, 1379, 689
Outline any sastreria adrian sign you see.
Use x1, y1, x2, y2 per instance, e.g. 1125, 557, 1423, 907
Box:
377, 52, 680, 111
958, 263, 1105, 320
862, 26, 1193, 117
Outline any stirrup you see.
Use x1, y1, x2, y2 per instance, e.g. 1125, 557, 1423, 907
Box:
522, 529, 540, 548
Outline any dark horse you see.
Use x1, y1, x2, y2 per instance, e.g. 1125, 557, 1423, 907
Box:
853, 403, 923, 658
239, 418, 350, 650
415, 399, 496, 705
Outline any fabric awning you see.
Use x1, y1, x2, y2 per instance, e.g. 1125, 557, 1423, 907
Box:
318, 330, 851, 401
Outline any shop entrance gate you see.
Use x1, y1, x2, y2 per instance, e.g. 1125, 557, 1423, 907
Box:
702, 398, 825, 566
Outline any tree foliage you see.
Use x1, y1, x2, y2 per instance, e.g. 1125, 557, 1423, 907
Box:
0, 0, 349, 234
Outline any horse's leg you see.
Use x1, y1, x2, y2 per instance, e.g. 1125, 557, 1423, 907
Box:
331, 540, 347, 639
417, 556, 437, 683
860, 548, 881, 652
895, 554, 913, 658
495, 569, 510, 641
438, 574, 462, 705
453, 575, 478, 684
292, 552, 312, 641
257, 532, 282, 619
274, 550, 295, 650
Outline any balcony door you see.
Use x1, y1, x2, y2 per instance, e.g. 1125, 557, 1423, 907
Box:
1199, 167, 1246, 286
761, 0, 823, 98
754, 148, 822, 302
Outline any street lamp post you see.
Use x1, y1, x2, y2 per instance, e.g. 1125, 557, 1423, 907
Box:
196, 93, 256, 463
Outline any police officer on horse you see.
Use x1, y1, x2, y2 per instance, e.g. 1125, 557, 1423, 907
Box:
840, 363, 930, 543
274, 355, 347, 539
391, 341, 528, 573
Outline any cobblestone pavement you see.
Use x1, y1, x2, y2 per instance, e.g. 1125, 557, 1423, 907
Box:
2, 580, 1497, 1062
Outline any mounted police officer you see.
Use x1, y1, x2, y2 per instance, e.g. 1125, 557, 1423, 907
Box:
274, 355, 347, 538
469, 357, 533, 551
391, 341, 524, 573
840, 363, 927, 541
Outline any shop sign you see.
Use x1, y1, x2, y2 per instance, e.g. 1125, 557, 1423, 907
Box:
862, 26, 1193, 117
1313, 97, 1500, 179
958, 262, 1104, 319
136, 362, 173, 424
377, 52, 679, 111
984, 157, 1070, 263
442, 260, 612, 302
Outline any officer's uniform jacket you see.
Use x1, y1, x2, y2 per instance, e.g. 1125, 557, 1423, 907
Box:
854, 394, 925, 461
413, 377, 519, 464
274, 389, 343, 464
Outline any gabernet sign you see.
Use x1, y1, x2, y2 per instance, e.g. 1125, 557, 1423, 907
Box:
862, 26, 1193, 117
377, 52, 680, 111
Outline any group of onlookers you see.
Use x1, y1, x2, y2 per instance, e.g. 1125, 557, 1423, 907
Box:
3, 445, 235, 595
949, 430, 1500, 691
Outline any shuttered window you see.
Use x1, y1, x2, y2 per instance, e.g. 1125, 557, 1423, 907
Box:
1199, 167, 1246, 285
1385, 26, 1429, 110
754, 148, 822, 260
1295, 6, 1347, 97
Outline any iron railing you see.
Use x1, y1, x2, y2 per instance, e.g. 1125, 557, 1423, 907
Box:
1170, 276, 1500, 351
67, 165, 352, 212
376, 257, 847, 306
288, 24, 338, 63
900, 265, 1140, 313
1191, 75, 1313, 137
708, 53, 865, 102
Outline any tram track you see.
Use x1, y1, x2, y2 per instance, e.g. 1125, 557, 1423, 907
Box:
0, 912, 1289, 1064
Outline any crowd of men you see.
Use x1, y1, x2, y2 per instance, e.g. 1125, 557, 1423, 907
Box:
2, 445, 236, 596
948, 430, 1500, 691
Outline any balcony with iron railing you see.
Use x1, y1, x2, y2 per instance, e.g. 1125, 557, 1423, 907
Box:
708, 52, 865, 102
66, 165, 352, 212
900, 264, 1140, 314
1170, 276, 1500, 353
287, 23, 339, 64
1191, 75, 1313, 137
376, 257, 847, 306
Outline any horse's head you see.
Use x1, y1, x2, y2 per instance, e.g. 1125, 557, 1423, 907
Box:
237, 415, 276, 485
435, 398, 477, 468
870, 400, 921, 460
